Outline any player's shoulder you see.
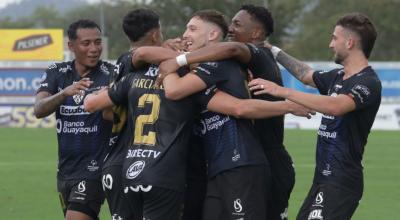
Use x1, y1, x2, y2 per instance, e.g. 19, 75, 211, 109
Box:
45, 61, 73, 75
354, 66, 382, 87
116, 51, 132, 65
98, 60, 117, 76
315, 68, 343, 75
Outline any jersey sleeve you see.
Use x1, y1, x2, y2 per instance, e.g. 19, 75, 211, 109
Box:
108, 74, 131, 106
312, 69, 340, 95
193, 61, 228, 87
36, 64, 59, 95
343, 76, 382, 110
193, 85, 218, 109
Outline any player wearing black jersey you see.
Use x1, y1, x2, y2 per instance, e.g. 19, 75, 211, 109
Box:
158, 5, 296, 219
34, 19, 113, 220
84, 12, 202, 219
250, 13, 381, 220
100, 9, 162, 220
156, 10, 313, 220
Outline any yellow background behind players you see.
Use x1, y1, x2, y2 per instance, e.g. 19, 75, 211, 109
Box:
0, 29, 63, 61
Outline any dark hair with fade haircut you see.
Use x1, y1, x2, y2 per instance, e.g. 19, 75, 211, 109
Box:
123, 8, 160, 42
67, 19, 101, 40
241, 4, 274, 37
192, 9, 229, 39
336, 12, 377, 58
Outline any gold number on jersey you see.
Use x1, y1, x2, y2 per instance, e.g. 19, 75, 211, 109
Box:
134, 94, 161, 146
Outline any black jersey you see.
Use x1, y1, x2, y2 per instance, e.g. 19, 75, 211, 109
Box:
104, 51, 135, 168
312, 66, 381, 193
36, 60, 114, 180
194, 59, 268, 178
245, 43, 285, 150
108, 64, 199, 192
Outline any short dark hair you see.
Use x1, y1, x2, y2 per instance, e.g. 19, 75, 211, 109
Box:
67, 19, 101, 40
122, 8, 160, 42
336, 13, 377, 58
240, 4, 274, 37
192, 9, 229, 39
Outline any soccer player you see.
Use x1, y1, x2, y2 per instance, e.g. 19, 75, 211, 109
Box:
100, 9, 164, 220
157, 10, 309, 220
249, 13, 381, 220
34, 19, 113, 220
158, 5, 296, 219
84, 12, 202, 219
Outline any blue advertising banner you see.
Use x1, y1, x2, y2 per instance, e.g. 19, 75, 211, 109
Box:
281, 67, 400, 101
0, 68, 45, 105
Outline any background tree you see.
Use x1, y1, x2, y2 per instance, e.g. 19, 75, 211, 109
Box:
286, 0, 400, 61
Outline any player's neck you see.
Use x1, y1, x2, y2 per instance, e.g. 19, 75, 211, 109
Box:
74, 61, 93, 77
131, 39, 155, 48
342, 54, 369, 79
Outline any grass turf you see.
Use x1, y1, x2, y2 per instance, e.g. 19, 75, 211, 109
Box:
0, 128, 398, 219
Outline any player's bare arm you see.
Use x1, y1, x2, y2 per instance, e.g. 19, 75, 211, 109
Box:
186, 42, 252, 65
34, 78, 93, 118
158, 42, 251, 79
249, 78, 356, 116
207, 90, 314, 119
84, 89, 114, 113
132, 46, 180, 68
264, 42, 315, 87
163, 71, 207, 100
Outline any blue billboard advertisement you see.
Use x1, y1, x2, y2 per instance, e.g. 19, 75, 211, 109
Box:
280, 66, 400, 102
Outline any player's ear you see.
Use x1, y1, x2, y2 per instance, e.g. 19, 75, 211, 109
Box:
346, 35, 357, 50
150, 30, 158, 44
208, 29, 219, 41
67, 40, 75, 52
251, 29, 263, 41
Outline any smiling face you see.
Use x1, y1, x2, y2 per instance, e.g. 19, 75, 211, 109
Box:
228, 10, 256, 43
182, 16, 213, 51
68, 27, 102, 71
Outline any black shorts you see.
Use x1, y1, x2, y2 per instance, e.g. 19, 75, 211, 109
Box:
266, 148, 295, 220
296, 183, 361, 220
203, 165, 271, 220
57, 179, 105, 220
124, 185, 183, 220
102, 165, 135, 220
182, 138, 207, 220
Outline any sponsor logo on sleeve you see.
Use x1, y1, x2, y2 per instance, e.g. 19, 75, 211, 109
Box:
351, 84, 370, 104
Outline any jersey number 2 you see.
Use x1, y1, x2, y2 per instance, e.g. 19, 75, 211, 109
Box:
134, 94, 161, 146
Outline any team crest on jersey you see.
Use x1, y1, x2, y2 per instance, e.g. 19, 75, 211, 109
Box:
73, 90, 85, 104
100, 63, 111, 75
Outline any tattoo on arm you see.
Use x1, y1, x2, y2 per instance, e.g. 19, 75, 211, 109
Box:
34, 92, 66, 118
276, 50, 313, 83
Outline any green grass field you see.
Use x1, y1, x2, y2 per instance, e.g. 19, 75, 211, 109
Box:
0, 128, 399, 219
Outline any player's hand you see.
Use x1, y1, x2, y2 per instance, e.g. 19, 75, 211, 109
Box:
263, 41, 272, 49
62, 78, 93, 97
248, 78, 285, 97
155, 58, 180, 88
286, 100, 316, 119
162, 38, 187, 52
